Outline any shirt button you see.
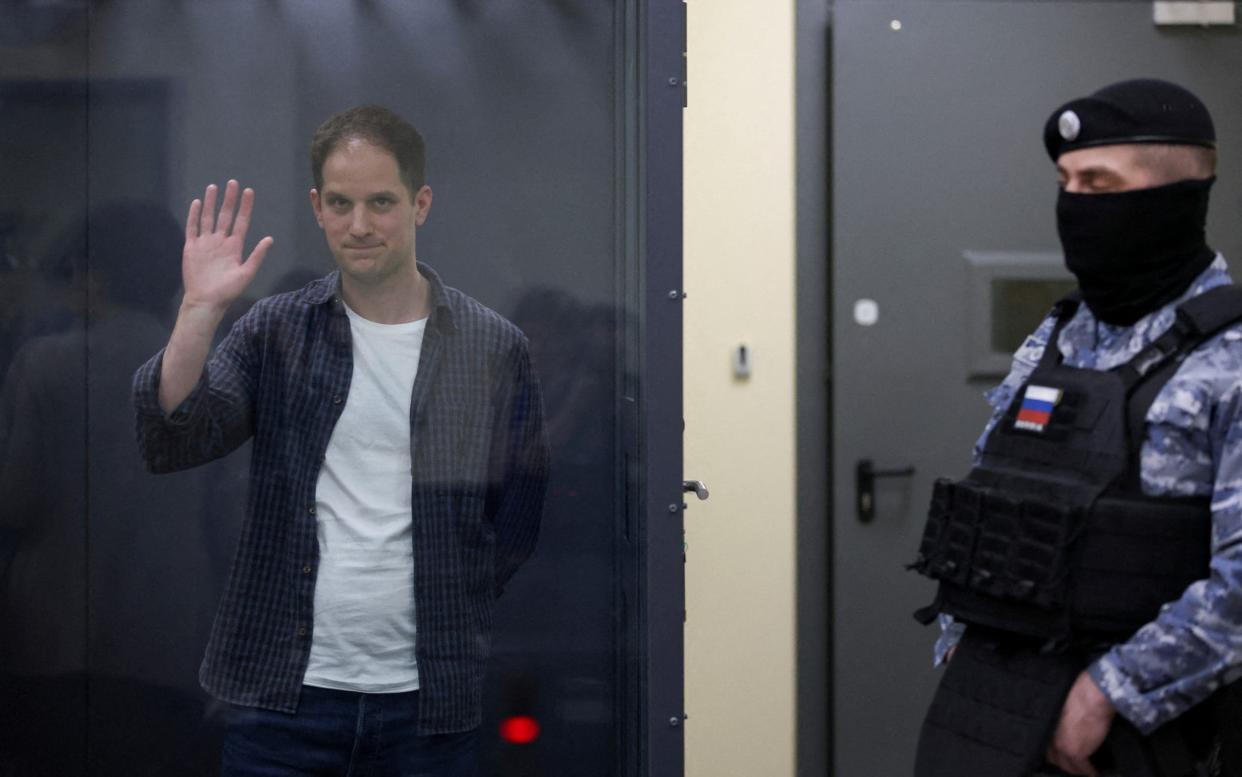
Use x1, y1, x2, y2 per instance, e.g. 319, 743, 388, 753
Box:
308, 505, 317, 515
297, 627, 307, 637
332, 395, 343, 405
302, 565, 312, 575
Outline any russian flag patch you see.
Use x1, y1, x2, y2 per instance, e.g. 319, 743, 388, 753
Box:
1014, 385, 1062, 433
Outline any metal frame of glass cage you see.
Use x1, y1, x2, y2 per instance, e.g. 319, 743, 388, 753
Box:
618, 0, 685, 774
641, 0, 685, 774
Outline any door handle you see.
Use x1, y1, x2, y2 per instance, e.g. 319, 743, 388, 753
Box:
682, 480, 710, 500
855, 459, 914, 523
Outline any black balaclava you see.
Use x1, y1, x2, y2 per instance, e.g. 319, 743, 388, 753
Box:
1045, 79, 1217, 326
1056, 177, 1215, 326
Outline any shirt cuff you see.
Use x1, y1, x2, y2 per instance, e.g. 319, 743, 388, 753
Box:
132, 348, 207, 425
933, 614, 965, 667
1088, 653, 1164, 735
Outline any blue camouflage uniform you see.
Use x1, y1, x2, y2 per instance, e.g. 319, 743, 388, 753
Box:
936, 254, 1242, 734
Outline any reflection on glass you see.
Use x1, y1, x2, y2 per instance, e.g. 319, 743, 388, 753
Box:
0, 10, 89, 774
1, 198, 222, 774
991, 278, 1078, 354
2, 2, 625, 774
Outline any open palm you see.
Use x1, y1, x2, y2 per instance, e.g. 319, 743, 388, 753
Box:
182, 179, 273, 310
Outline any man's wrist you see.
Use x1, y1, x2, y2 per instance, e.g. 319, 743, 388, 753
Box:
179, 297, 230, 319
176, 299, 230, 335
1088, 654, 1163, 733
1079, 669, 1115, 718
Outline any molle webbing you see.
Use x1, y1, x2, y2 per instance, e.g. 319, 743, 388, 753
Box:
915, 477, 1210, 641
912, 284, 1242, 643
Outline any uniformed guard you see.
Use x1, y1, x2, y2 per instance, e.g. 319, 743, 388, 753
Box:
911, 79, 1242, 777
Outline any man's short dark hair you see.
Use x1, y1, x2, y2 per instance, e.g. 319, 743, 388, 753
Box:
310, 105, 426, 196
1132, 143, 1218, 184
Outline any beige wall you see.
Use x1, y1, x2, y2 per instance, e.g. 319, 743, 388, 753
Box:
684, 2, 797, 776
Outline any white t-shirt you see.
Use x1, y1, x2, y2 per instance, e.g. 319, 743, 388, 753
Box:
303, 303, 426, 693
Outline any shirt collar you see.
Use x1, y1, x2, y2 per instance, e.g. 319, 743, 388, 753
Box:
298, 262, 457, 333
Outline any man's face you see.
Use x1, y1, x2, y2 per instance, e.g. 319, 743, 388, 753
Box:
310, 138, 432, 287
1055, 144, 1164, 194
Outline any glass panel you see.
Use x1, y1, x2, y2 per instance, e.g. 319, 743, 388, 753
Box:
991, 278, 1077, 354
7, 2, 646, 775
0, 6, 92, 774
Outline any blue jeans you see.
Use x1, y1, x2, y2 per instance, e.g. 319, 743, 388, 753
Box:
220, 686, 480, 777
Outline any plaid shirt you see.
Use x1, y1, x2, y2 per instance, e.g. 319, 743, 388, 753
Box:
132, 263, 549, 734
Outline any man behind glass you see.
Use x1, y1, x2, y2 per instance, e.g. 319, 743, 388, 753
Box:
133, 105, 550, 776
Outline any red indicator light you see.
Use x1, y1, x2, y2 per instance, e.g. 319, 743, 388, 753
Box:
500, 715, 541, 745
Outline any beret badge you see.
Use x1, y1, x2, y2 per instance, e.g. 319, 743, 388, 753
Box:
1058, 110, 1082, 142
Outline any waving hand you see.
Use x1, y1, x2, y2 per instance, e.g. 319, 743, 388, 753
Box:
158, 179, 273, 413
182, 180, 273, 312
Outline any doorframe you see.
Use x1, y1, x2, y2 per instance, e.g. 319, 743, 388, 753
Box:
795, 1, 832, 775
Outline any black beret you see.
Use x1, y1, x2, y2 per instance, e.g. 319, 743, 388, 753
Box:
1043, 78, 1215, 160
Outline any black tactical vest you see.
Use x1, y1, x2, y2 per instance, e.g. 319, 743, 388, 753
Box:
911, 285, 1242, 777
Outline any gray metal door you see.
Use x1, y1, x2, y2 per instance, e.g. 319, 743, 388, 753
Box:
831, 3, 1242, 775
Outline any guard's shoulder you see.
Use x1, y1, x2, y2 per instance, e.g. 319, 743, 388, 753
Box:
1198, 320, 1242, 359
1176, 321, 1242, 392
